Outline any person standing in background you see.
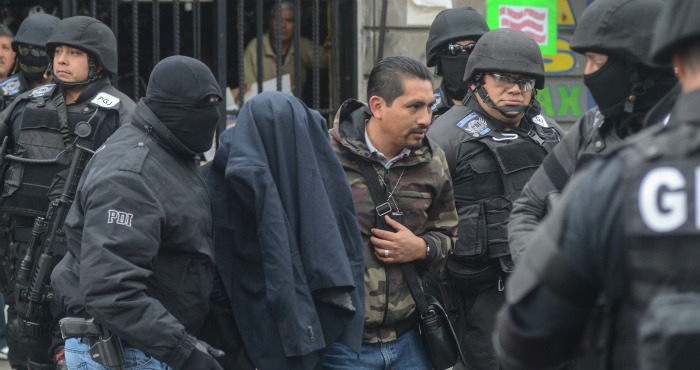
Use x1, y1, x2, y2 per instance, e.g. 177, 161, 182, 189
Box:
0, 25, 14, 82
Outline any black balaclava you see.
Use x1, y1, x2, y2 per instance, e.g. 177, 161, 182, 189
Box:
143, 55, 222, 153
583, 55, 631, 117
584, 54, 676, 119
438, 51, 471, 101
17, 50, 49, 81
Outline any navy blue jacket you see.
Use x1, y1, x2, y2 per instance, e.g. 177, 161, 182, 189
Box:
206, 92, 365, 370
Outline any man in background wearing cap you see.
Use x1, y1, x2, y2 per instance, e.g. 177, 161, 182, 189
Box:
0, 16, 134, 370
425, 7, 489, 122
494, 1, 700, 369
51, 55, 225, 370
427, 28, 561, 370
0, 13, 60, 112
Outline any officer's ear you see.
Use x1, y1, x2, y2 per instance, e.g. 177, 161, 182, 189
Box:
368, 95, 386, 119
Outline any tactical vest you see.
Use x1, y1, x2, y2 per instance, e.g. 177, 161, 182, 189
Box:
0, 84, 121, 219
431, 106, 560, 263
613, 123, 700, 370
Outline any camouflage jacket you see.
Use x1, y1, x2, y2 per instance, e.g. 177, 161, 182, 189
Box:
329, 99, 458, 343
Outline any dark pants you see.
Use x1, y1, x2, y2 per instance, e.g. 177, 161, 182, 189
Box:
425, 269, 505, 370
453, 283, 504, 370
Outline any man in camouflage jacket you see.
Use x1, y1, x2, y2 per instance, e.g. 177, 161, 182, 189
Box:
324, 56, 458, 369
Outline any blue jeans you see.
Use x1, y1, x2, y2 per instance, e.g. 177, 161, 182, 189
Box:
322, 328, 431, 370
64, 338, 170, 370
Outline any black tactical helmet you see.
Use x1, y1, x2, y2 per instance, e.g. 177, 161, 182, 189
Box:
463, 28, 544, 89
12, 13, 60, 51
426, 7, 489, 67
570, 0, 665, 66
651, 0, 700, 65
46, 16, 117, 75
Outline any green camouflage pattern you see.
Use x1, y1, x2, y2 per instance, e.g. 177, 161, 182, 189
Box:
330, 99, 458, 343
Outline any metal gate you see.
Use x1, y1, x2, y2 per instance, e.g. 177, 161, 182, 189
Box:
51, 0, 355, 130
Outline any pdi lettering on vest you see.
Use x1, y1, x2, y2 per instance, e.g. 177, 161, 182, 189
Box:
638, 166, 698, 232
107, 210, 133, 227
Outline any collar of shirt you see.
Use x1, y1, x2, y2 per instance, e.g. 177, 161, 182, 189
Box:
364, 124, 411, 169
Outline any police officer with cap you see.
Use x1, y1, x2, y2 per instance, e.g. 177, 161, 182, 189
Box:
52, 55, 224, 370
0, 13, 60, 112
495, 1, 700, 368
508, 0, 678, 263
0, 15, 134, 370
425, 7, 489, 122
427, 28, 561, 370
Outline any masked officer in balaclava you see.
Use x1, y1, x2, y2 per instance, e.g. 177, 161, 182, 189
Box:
426, 7, 489, 122
496, 1, 700, 368
0, 15, 134, 370
508, 0, 678, 263
0, 13, 60, 111
52, 55, 225, 370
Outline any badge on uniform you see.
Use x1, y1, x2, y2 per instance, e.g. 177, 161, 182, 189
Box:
30, 84, 55, 98
91, 92, 120, 108
0, 76, 20, 96
531, 114, 549, 128
432, 92, 441, 112
456, 112, 490, 137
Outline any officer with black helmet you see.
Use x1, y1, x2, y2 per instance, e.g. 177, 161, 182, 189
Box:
427, 28, 561, 370
495, 1, 700, 369
0, 15, 134, 370
0, 13, 60, 111
508, 0, 679, 263
426, 7, 489, 122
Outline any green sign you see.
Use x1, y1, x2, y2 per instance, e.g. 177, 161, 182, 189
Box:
487, 0, 557, 55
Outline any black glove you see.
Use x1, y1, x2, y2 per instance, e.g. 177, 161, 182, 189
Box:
180, 340, 225, 370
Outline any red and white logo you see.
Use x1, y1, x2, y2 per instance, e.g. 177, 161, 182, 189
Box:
499, 6, 548, 45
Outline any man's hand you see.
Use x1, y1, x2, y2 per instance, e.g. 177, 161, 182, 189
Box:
370, 215, 428, 264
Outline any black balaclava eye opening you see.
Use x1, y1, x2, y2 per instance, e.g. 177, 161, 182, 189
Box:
143, 55, 222, 153
438, 51, 471, 101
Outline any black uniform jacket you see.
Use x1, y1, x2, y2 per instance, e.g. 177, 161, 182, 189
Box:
495, 88, 700, 369
51, 102, 214, 370
206, 92, 365, 370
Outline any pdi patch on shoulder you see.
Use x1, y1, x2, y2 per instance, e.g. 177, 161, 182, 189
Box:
107, 209, 133, 227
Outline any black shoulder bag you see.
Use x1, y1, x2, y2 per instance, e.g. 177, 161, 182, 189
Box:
357, 160, 465, 370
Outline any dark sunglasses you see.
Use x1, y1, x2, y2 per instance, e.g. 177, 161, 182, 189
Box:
442, 42, 476, 57
17, 45, 47, 57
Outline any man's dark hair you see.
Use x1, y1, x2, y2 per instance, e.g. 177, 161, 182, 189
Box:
0, 24, 13, 38
367, 56, 433, 106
